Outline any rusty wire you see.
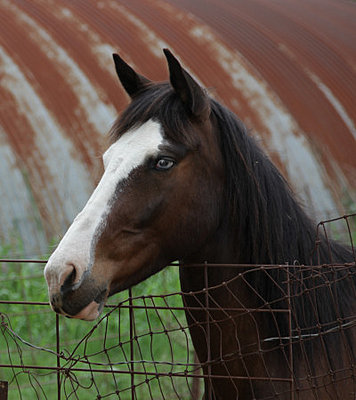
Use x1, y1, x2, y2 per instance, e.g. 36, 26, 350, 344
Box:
0, 214, 355, 399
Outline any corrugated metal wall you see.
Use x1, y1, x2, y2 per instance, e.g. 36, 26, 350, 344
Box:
0, 0, 355, 256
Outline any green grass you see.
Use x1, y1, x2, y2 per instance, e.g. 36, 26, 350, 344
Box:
0, 247, 201, 399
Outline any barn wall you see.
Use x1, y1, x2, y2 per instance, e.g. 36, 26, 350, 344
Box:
0, 0, 355, 256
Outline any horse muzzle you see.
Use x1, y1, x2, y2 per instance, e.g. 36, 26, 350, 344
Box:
44, 260, 108, 321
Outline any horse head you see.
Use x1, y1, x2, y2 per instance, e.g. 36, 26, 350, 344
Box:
44, 50, 224, 320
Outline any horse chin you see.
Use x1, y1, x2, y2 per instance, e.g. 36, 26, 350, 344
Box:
61, 286, 109, 321
72, 300, 104, 321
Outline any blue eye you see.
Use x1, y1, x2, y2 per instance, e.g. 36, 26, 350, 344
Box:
154, 158, 175, 171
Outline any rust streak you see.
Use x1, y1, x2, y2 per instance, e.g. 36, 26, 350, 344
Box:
0, 0, 355, 255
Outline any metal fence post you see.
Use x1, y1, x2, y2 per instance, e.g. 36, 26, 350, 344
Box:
0, 381, 8, 400
56, 313, 61, 400
129, 288, 136, 400
204, 262, 213, 400
286, 264, 294, 400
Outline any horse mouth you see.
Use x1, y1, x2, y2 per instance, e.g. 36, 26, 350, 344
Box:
51, 287, 109, 321
74, 288, 108, 321
94, 287, 109, 304
72, 299, 105, 321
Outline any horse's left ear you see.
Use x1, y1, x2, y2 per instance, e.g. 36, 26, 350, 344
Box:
112, 53, 151, 98
163, 49, 210, 121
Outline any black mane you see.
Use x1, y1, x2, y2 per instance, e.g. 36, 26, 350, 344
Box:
211, 100, 353, 266
208, 99, 355, 370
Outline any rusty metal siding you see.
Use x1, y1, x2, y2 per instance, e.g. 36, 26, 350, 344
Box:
0, 0, 355, 256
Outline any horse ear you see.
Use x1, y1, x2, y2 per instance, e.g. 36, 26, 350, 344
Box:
163, 49, 210, 120
112, 53, 151, 98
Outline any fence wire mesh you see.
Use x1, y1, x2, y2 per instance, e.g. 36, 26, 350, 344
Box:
0, 214, 355, 399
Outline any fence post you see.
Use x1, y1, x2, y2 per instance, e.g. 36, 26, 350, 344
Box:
286, 264, 294, 400
204, 262, 213, 400
129, 288, 136, 400
0, 381, 8, 400
56, 313, 61, 400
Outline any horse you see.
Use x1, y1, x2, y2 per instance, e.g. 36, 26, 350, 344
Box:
44, 49, 355, 399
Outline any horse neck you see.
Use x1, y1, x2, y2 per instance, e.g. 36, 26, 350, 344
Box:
182, 179, 318, 268
179, 221, 251, 292
180, 103, 353, 289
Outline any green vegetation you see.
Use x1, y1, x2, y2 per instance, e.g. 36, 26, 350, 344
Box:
322, 213, 356, 249
0, 243, 200, 399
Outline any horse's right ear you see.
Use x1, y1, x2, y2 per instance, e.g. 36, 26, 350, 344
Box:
112, 54, 151, 98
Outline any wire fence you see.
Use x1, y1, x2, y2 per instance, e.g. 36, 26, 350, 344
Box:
0, 214, 355, 399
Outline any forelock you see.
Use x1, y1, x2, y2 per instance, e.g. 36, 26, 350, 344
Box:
110, 83, 201, 149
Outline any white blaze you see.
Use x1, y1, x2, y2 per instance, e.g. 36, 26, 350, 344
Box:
44, 120, 164, 291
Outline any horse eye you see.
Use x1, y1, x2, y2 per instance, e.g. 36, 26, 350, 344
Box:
154, 158, 175, 171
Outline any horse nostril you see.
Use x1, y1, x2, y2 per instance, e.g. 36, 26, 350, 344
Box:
60, 264, 79, 294
63, 266, 76, 287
